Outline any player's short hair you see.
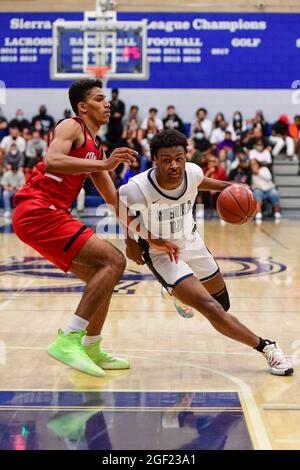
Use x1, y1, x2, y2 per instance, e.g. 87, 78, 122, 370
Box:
68, 79, 103, 115
150, 129, 188, 160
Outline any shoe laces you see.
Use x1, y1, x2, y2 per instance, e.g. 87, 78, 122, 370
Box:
87, 341, 115, 363
97, 350, 115, 363
264, 343, 287, 365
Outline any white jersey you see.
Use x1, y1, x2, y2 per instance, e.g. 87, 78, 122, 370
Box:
119, 162, 204, 249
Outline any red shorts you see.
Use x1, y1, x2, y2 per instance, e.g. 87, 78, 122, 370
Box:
12, 198, 95, 273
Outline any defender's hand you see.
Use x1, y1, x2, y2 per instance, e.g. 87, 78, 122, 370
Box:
102, 148, 138, 171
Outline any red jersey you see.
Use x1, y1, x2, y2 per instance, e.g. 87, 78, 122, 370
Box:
14, 117, 103, 211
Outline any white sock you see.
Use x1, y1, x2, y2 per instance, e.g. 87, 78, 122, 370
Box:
82, 334, 101, 346
64, 315, 89, 335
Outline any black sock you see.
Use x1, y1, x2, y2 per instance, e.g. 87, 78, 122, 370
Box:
254, 338, 275, 352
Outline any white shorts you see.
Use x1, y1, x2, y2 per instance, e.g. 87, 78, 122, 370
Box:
140, 233, 219, 293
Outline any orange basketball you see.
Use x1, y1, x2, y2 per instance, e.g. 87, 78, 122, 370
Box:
217, 184, 257, 224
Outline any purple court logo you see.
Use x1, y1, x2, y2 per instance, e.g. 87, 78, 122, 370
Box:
0, 256, 287, 293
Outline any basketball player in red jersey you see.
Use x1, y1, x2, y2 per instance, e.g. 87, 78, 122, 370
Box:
12, 79, 151, 377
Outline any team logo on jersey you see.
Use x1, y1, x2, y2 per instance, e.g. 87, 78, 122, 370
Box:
0, 256, 286, 293
85, 151, 97, 160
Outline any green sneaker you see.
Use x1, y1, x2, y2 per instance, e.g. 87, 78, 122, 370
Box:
47, 409, 96, 441
84, 338, 130, 370
47, 330, 105, 377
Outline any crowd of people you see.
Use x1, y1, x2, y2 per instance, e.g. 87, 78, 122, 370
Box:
1, 88, 299, 221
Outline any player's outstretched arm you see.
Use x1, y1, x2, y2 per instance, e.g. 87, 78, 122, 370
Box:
45, 119, 137, 174
198, 177, 232, 191
91, 154, 119, 214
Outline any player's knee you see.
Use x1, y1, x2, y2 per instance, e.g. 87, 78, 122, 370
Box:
106, 250, 126, 276
202, 298, 224, 320
114, 251, 126, 274
93, 248, 126, 275
212, 287, 230, 311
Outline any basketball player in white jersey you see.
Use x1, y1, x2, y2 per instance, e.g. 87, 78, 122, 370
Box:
120, 129, 293, 376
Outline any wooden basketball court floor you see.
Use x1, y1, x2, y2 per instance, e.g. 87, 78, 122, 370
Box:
0, 217, 299, 450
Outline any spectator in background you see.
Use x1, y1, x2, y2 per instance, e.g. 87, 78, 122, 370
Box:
32, 105, 55, 133
190, 108, 212, 150
1, 162, 25, 218
32, 119, 44, 135
22, 128, 32, 143
25, 130, 47, 170
270, 114, 294, 159
4, 143, 24, 171
253, 110, 269, 136
202, 154, 228, 215
140, 117, 160, 158
63, 109, 73, 119
251, 159, 281, 222
229, 153, 252, 186
0, 108, 9, 140
186, 138, 202, 166
8, 109, 30, 132
227, 111, 245, 139
119, 119, 141, 153
249, 139, 272, 167
216, 130, 235, 160
289, 115, 300, 168
210, 119, 228, 145
246, 126, 270, 150
0, 128, 26, 164
117, 119, 147, 176
123, 105, 141, 129
204, 154, 228, 181
163, 105, 186, 135
218, 148, 232, 175
213, 112, 226, 130
240, 128, 253, 149
140, 108, 163, 138
106, 88, 125, 147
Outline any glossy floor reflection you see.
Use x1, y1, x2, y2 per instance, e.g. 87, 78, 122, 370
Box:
0, 391, 252, 450
1, 220, 300, 449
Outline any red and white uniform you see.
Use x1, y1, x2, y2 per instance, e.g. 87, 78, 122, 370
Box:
13, 118, 103, 272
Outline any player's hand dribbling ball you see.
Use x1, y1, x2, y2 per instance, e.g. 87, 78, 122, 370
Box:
217, 184, 258, 224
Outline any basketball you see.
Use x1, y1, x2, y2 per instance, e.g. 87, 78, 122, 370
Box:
217, 184, 258, 224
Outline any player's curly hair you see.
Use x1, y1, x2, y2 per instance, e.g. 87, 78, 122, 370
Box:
68, 79, 103, 115
150, 129, 188, 160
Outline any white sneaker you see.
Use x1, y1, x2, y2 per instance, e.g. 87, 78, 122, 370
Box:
219, 218, 226, 226
262, 342, 294, 376
161, 286, 195, 318
255, 212, 262, 221
3, 211, 11, 218
274, 212, 282, 220
174, 298, 195, 318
